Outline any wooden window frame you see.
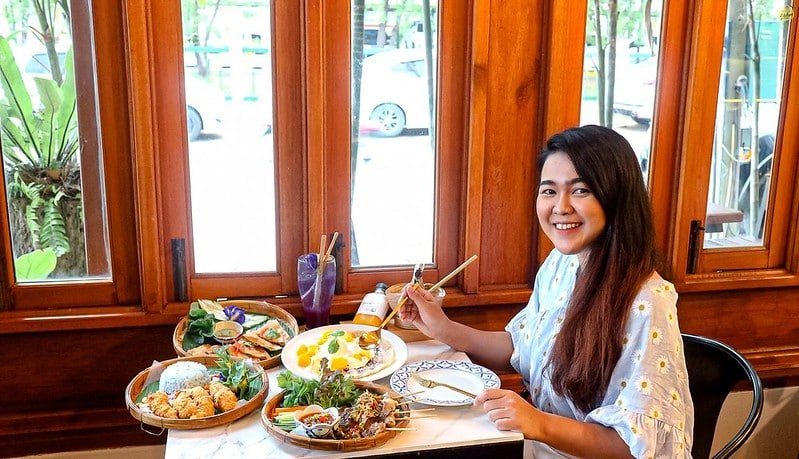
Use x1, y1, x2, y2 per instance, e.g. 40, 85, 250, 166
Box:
149, 0, 305, 303
670, 2, 799, 292
307, 0, 468, 297
0, 0, 140, 312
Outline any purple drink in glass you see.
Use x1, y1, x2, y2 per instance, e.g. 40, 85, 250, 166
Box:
297, 253, 336, 329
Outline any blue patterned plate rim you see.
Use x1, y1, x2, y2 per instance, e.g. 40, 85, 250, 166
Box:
389, 359, 500, 406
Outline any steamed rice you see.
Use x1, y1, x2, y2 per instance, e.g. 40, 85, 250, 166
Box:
158, 361, 211, 395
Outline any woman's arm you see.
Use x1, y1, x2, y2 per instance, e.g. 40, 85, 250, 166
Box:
437, 322, 514, 372
401, 285, 514, 372
475, 389, 633, 459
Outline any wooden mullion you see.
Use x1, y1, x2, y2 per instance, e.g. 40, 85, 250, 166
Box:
72, 0, 106, 277
649, 0, 692, 261
463, 0, 490, 294
434, 0, 470, 286
537, 0, 589, 267
274, 0, 307, 295
672, 0, 728, 283
124, 0, 168, 312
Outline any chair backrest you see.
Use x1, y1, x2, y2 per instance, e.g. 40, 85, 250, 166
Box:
682, 333, 764, 459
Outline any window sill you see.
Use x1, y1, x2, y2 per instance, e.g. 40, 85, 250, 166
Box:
0, 287, 532, 335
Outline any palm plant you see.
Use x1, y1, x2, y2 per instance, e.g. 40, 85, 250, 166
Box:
0, 34, 80, 269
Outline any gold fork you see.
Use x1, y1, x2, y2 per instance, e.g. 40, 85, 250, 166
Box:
411, 373, 477, 398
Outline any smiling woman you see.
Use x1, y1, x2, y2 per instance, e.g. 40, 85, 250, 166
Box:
536, 154, 607, 262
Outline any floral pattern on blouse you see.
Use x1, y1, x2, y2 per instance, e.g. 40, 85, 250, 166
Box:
506, 250, 694, 458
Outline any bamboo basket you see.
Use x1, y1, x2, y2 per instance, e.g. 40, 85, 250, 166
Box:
261, 381, 411, 451
125, 355, 267, 433
173, 300, 299, 369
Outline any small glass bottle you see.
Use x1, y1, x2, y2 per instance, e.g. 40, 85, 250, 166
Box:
353, 283, 389, 326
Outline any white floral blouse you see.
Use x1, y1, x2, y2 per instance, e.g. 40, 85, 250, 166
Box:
506, 249, 694, 458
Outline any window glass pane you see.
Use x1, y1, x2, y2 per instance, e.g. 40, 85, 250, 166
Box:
580, 0, 663, 183
351, 1, 438, 267
704, 1, 790, 249
1, 1, 111, 282
181, 1, 276, 273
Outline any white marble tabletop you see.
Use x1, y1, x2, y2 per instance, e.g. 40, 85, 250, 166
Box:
165, 339, 524, 458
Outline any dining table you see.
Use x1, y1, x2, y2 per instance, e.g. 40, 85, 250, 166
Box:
164, 326, 525, 458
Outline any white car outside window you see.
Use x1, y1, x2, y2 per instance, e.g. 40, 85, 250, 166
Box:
358, 48, 434, 137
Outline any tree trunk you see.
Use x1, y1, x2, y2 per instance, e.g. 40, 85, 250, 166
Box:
745, 0, 761, 236
604, 0, 619, 127
351, 0, 366, 267
32, 0, 63, 85
422, 0, 435, 146
377, 0, 389, 47
593, 0, 606, 126
644, 0, 654, 55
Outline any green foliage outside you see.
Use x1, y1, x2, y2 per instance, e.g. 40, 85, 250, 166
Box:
14, 247, 57, 280
0, 0, 81, 279
0, 36, 78, 261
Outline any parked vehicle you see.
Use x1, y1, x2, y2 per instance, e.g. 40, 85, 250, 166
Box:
358, 49, 434, 137
612, 57, 658, 126
23, 52, 225, 141
184, 76, 226, 141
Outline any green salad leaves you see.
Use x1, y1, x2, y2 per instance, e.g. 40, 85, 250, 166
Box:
277, 367, 361, 408
211, 347, 263, 400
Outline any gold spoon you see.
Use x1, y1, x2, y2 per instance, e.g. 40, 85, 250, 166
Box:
357, 255, 478, 350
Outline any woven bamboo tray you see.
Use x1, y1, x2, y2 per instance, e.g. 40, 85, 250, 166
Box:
125, 355, 267, 433
261, 381, 411, 451
173, 300, 298, 369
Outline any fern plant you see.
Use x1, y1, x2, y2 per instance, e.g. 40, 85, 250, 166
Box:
0, 35, 80, 265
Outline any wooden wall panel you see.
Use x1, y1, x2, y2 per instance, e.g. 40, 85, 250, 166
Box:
0, 326, 176, 456
477, 0, 542, 288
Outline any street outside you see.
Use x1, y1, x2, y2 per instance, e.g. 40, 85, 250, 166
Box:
187, 100, 652, 273
187, 106, 436, 272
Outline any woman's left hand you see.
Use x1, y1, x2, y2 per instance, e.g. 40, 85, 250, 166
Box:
473, 388, 543, 440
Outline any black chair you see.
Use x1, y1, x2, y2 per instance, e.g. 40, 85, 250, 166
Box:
683, 333, 764, 459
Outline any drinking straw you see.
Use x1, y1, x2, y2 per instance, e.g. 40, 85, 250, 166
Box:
312, 232, 339, 310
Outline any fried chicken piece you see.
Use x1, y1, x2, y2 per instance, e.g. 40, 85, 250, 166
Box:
173, 386, 215, 419
143, 391, 178, 418
208, 381, 238, 412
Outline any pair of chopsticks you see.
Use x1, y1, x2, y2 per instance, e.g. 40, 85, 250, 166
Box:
378, 254, 478, 329
317, 232, 339, 273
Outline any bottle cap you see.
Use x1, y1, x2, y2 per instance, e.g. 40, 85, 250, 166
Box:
375, 282, 388, 293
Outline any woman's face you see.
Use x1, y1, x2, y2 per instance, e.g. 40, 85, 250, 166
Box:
537, 152, 607, 265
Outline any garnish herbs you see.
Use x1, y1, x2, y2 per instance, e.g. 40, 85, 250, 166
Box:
212, 347, 263, 400
277, 368, 362, 409
182, 302, 216, 351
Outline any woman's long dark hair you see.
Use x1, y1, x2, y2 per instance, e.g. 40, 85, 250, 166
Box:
541, 125, 662, 413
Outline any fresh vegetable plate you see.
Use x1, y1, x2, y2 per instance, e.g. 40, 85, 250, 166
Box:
173, 299, 298, 369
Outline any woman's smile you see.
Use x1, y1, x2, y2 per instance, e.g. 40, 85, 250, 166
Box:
537, 152, 606, 260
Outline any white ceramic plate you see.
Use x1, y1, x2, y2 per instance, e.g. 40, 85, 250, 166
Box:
281, 324, 408, 382
390, 360, 500, 406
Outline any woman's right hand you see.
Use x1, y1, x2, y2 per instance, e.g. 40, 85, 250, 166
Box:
398, 283, 450, 339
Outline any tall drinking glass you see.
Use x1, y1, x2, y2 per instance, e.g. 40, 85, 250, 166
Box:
297, 253, 336, 328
